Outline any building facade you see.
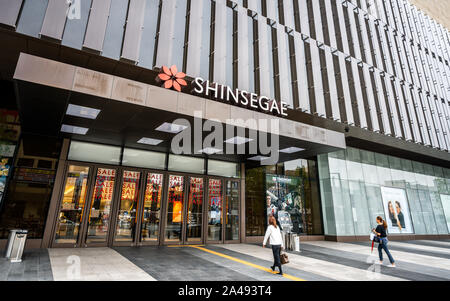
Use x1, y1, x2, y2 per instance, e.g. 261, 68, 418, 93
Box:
0, 0, 449, 249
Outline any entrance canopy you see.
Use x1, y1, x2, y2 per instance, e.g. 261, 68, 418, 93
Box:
13, 53, 345, 164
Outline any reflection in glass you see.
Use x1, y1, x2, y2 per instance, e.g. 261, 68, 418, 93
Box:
55, 166, 89, 244
165, 175, 184, 242
141, 173, 163, 242
186, 178, 203, 242
208, 179, 223, 241
115, 171, 141, 242
86, 169, 116, 243
225, 181, 239, 241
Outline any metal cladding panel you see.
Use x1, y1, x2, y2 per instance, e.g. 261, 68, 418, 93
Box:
293, 32, 310, 112
297, 0, 309, 37
0, 0, 23, 27
276, 24, 293, 108
282, 0, 295, 30
311, 0, 323, 43
412, 87, 430, 146
213, 0, 228, 85
361, 64, 379, 132
338, 53, 354, 125
265, 0, 278, 22
121, 0, 146, 63
346, 4, 361, 61
186, 0, 205, 77
155, 0, 177, 67
237, 6, 250, 92
40, 0, 69, 40
335, 1, 349, 55
310, 41, 325, 117
323, 0, 336, 49
324, 48, 340, 121
257, 16, 273, 98
373, 69, 391, 135
83, 0, 112, 52
350, 60, 367, 129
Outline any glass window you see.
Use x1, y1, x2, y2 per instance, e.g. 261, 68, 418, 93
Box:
68, 141, 121, 165
207, 179, 223, 241
165, 175, 184, 242
186, 177, 204, 242
208, 160, 239, 178
141, 173, 163, 242
86, 168, 117, 243
114, 171, 141, 242
122, 148, 166, 170
54, 165, 90, 244
168, 155, 204, 174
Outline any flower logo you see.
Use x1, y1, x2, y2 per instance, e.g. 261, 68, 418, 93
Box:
158, 65, 187, 92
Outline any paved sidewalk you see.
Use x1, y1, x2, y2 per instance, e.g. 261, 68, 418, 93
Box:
1, 240, 449, 281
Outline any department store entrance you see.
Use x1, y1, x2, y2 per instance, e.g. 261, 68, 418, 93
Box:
50, 162, 240, 248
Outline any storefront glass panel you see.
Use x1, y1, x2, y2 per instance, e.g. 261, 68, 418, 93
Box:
318, 147, 450, 236
115, 171, 141, 242
186, 177, 203, 242
165, 175, 184, 242
86, 168, 117, 243
55, 165, 89, 244
207, 179, 223, 241
225, 181, 239, 241
141, 173, 163, 242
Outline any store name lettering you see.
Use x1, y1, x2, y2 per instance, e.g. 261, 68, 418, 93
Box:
192, 77, 289, 117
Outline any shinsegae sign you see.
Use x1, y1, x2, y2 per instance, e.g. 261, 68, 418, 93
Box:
158, 65, 289, 117
192, 77, 289, 117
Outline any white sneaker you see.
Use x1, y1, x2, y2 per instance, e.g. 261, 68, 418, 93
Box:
388, 264, 396, 268
379, 261, 383, 265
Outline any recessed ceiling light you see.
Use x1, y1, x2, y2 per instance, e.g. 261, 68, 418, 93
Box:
138, 138, 164, 146
225, 136, 253, 145
61, 124, 89, 135
66, 104, 101, 119
279, 147, 305, 154
248, 155, 271, 161
198, 147, 222, 155
155, 122, 188, 134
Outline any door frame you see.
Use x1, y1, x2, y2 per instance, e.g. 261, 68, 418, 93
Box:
50, 162, 122, 248
50, 162, 241, 248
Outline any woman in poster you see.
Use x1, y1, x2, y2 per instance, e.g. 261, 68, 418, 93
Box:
372, 216, 396, 268
395, 201, 406, 229
388, 201, 399, 228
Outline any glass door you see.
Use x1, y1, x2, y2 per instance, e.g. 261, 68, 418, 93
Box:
186, 177, 204, 243
113, 170, 142, 244
53, 165, 91, 247
84, 168, 118, 246
164, 175, 185, 243
140, 173, 164, 245
225, 180, 240, 242
207, 179, 223, 242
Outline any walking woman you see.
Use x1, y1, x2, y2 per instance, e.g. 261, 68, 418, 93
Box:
372, 216, 396, 267
263, 215, 285, 275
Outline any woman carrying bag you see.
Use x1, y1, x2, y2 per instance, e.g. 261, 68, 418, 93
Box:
372, 216, 396, 268
263, 216, 285, 275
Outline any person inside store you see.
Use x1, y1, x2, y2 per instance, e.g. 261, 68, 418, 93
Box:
263, 215, 285, 275
372, 216, 396, 268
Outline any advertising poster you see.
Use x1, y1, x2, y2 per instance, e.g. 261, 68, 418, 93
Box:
265, 175, 304, 234
439, 194, 450, 233
381, 187, 414, 234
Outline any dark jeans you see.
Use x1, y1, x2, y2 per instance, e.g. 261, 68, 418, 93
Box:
378, 238, 395, 264
271, 245, 283, 273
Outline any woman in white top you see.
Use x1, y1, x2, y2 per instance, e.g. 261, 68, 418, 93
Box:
263, 215, 285, 275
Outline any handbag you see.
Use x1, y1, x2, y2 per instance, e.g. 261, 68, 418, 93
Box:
280, 253, 289, 265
